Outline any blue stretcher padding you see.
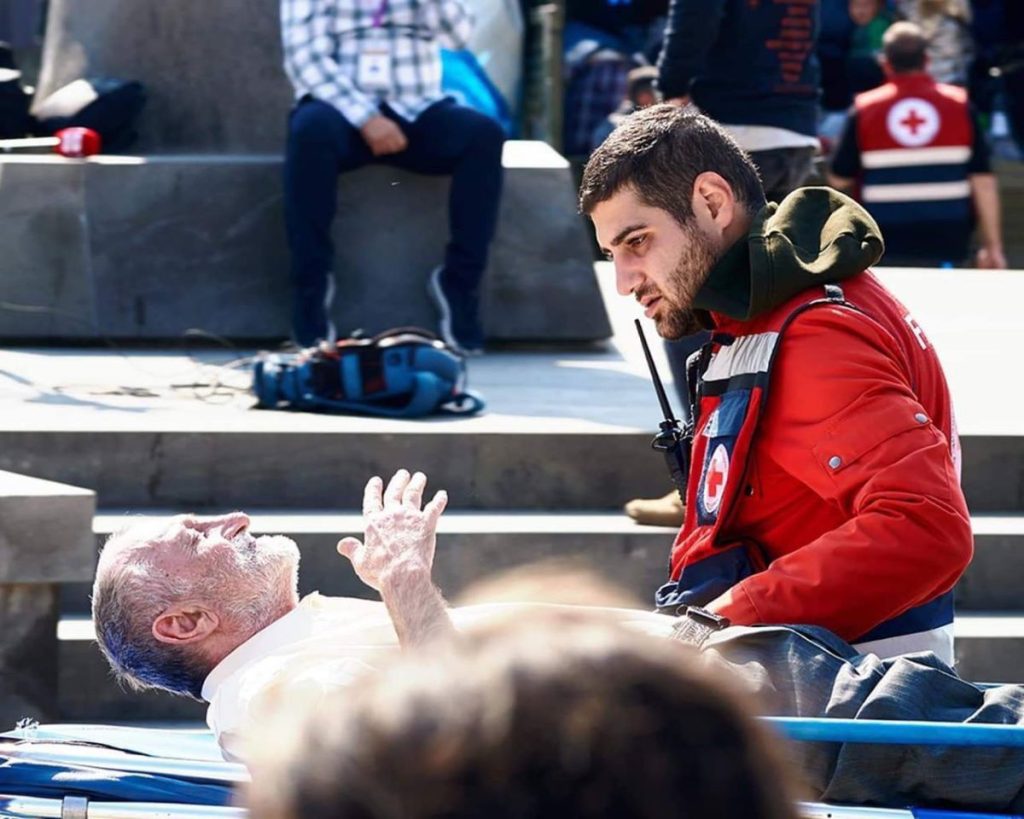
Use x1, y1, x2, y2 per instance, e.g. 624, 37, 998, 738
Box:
0, 724, 228, 763
800, 802, 1024, 818
0, 725, 243, 807
764, 716, 1024, 747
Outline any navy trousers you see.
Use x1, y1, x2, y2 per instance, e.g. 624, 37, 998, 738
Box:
284, 98, 505, 345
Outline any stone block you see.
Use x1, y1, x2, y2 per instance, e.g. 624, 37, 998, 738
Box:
0, 157, 93, 337
0, 428, 666, 510
0, 585, 59, 724
955, 634, 1024, 684
331, 142, 609, 339
0, 470, 95, 584
36, 0, 294, 154
84, 156, 292, 338
0, 144, 610, 341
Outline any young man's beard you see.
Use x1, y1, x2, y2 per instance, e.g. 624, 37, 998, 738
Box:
654, 222, 722, 340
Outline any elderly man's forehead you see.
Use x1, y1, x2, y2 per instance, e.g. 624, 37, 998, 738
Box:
99, 515, 192, 563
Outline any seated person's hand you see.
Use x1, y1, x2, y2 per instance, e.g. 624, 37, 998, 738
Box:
360, 115, 409, 156
337, 470, 447, 592
976, 246, 1008, 270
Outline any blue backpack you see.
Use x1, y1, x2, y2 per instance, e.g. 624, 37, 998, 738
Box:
253, 329, 485, 418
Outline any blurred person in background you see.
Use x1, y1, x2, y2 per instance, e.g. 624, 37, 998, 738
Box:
847, 0, 893, 93
562, 0, 668, 157
281, 0, 505, 354
894, 0, 973, 86
589, 64, 660, 151
819, 0, 858, 114
828, 21, 1006, 267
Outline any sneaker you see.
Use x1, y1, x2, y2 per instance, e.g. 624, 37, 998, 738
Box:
428, 266, 484, 355
624, 489, 685, 527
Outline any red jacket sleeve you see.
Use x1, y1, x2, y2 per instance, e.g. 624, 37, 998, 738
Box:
711, 305, 973, 640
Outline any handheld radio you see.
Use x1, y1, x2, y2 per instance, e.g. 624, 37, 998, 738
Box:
635, 319, 691, 504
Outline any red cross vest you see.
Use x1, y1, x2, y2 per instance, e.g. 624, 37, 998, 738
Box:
854, 73, 974, 258
654, 282, 956, 651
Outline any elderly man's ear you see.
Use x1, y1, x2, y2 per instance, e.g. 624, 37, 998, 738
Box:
152, 605, 220, 645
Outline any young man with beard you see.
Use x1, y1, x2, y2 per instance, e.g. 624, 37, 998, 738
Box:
580, 105, 972, 662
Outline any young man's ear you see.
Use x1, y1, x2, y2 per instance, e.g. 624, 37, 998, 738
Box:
153, 604, 220, 646
690, 171, 738, 236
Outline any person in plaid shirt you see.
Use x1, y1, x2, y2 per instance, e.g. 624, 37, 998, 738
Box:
281, 0, 505, 353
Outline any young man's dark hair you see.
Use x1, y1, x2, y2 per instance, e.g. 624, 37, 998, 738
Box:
882, 22, 929, 74
245, 612, 800, 819
579, 104, 767, 226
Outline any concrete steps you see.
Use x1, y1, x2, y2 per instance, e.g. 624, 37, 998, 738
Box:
58, 510, 1024, 615
954, 614, 1024, 683
54, 509, 1024, 721
56, 611, 1024, 724
0, 422, 1021, 512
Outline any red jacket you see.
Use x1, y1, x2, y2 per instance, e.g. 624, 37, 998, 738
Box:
664, 271, 972, 654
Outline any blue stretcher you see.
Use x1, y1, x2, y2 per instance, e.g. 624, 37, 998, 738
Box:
2, 719, 1023, 818
0, 723, 246, 818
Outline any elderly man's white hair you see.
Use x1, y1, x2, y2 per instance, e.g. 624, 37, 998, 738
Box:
91, 519, 299, 699
91, 523, 213, 698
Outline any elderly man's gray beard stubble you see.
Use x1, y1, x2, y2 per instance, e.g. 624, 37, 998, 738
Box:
648, 220, 723, 340
220, 533, 302, 630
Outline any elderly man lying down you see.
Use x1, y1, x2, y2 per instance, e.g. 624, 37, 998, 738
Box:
92, 470, 1024, 812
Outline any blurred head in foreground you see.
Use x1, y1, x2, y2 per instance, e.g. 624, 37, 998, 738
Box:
245, 600, 798, 819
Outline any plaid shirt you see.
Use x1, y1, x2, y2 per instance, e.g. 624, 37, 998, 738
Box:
281, 0, 473, 127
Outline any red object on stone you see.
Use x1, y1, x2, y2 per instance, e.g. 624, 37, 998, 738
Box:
53, 127, 102, 158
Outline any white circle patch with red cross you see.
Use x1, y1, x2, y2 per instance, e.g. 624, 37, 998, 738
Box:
702, 444, 730, 515
886, 97, 941, 147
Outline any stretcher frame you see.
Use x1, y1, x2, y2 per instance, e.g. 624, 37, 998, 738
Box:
4, 719, 1024, 818
767, 717, 1024, 819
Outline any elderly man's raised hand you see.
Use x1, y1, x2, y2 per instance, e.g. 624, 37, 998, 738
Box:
337, 470, 448, 593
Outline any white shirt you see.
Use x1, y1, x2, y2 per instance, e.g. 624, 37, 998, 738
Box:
203, 593, 675, 762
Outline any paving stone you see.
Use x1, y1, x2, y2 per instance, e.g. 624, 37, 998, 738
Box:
0, 147, 610, 341
0, 470, 95, 584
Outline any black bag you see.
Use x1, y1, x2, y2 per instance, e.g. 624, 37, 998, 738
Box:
0, 42, 32, 139
33, 78, 146, 152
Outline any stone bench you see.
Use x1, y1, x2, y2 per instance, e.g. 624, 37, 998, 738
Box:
0, 471, 94, 725
0, 141, 610, 342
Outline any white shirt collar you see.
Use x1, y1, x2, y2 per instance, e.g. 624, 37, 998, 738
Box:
201, 593, 321, 703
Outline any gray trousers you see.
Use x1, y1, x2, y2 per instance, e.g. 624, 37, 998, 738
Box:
698, 624, 1024, 812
